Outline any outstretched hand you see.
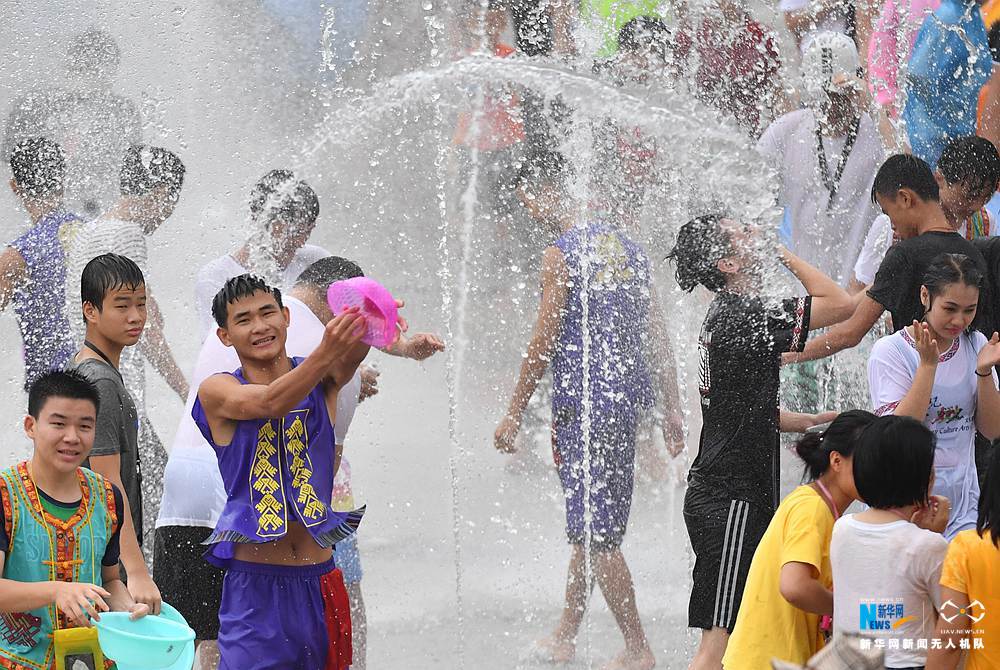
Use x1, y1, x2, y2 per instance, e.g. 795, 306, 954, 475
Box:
494, 415, 520, 454
910, 321, 939, 368
812, 410, 838, 426
976, 332, 1000, 376
401, 333, 446, 360
359, 366, 380, 402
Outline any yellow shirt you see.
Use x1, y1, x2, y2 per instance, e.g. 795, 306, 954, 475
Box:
939, 529, 1000, 670
983, 0, 1000, 28
722, 486, 835, 670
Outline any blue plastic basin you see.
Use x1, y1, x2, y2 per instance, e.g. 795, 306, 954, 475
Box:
94, 611, 195, 669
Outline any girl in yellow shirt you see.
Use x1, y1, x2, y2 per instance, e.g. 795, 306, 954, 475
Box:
722, 410, 875, 670
927, 443, 1000, 670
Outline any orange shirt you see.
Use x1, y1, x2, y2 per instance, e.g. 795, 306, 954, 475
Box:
939, 529, 1000, 670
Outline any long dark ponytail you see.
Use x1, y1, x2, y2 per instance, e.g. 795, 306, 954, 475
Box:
794, 410, 877, 481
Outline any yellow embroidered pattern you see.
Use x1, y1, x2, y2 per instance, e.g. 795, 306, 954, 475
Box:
284, 412, 326, 525
593, 233, 635, 286
251, 421, 285, 536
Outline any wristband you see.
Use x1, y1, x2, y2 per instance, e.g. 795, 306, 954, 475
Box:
976, 369, 992, 377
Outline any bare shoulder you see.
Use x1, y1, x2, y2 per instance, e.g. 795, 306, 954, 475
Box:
198, 372, 239, 400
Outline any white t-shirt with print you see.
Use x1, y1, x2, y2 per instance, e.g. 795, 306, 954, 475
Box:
868, 329, 997, 538
194, 244, 331, 336
156, 295, 363, 528
831, 515, 947, 668
757, 109, 885, 286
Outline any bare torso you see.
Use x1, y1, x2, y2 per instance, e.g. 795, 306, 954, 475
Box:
233, 522, 333, 565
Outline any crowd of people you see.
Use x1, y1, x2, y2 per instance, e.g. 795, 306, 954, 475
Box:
1, 2, 1000, 670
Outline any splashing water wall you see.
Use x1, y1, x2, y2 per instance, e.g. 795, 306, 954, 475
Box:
0, 1, 883, 667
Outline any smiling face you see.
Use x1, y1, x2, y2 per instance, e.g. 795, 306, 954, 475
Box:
921, 281, 980, 342
216, 289, 290, 363
83, 283, 147, 347
26, 396, 97, 474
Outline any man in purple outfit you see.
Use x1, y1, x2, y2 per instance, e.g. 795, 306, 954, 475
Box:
0, 137, 81, 389
193, 274, 373, 669
494, 151, 681, 670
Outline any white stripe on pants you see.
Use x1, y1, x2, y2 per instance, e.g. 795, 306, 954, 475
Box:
712, 500, 749, 629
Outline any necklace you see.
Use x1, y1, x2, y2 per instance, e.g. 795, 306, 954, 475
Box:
83, 340, 123, 382
815, 479, 841, 520
815, 114, 861, 211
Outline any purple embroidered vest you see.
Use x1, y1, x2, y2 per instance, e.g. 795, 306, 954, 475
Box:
192, 357, 363, 562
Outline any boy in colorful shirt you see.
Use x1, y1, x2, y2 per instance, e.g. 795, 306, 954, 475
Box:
0, 370, 146, 669
193, 274, 372, 669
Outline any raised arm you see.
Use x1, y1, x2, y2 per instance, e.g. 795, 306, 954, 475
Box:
139, 292, 189, 400
785, 295, 884, 364
494, 246, 568, 452
779, 248, 854, 328
198, 308, 367, 422
890, 323, 938, 422
974, 333, 1000, 440
780, 409, 838, 433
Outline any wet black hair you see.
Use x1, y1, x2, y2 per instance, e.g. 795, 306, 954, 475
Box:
10, 137, 65, 198
853, 415, 936, 509
80, 254, 145, 319
294, 256, 365, 289
617, 16, 671, 60
922, 253, 983, 306
212, 274, 284, 329
938, 136, 1000, 197
28, 369, 100, 419
871, 154, 939, 204
794, 410, 876, 481
977, 434, 1000, 547
667, 215, 733, 293
248, 169, 320, 231
120, 145, 185, 200
67, 28, 120, 78
989, 21, 1000, 62
513, 150, 568, 192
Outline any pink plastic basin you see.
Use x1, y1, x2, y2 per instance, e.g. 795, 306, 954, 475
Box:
326, 277, 399, 348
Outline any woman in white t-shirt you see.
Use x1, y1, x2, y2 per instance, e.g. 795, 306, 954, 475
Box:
831, 415, 951, 668
868, 253, 1000, 539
